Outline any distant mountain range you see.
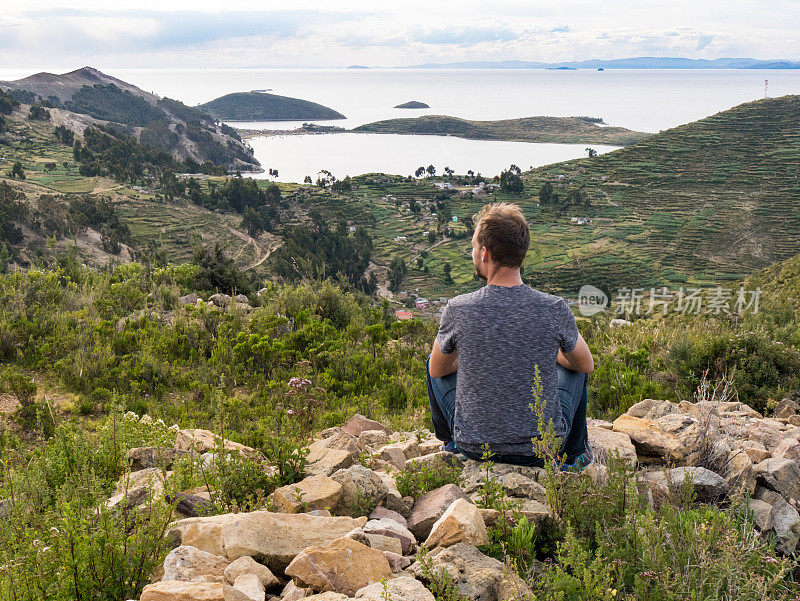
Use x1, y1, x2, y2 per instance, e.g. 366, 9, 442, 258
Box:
403, 57, 800, 69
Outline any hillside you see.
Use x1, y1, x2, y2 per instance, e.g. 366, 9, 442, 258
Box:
353, 114, 650, 145
0, 67, 260, 172
197, 92, 346, 121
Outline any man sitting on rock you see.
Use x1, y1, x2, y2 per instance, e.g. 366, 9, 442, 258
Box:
427, 202, 595, 469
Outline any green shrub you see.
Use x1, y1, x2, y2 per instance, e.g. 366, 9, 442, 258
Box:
395, 457, 462, 498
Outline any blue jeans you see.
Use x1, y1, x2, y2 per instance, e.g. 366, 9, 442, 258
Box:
426, 356, 590, 466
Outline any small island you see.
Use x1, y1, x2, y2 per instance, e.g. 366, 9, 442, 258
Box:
197, 91, 345, 121
394, 100, 430, 109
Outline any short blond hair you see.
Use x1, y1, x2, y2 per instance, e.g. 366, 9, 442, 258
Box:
474, 202, 530, 268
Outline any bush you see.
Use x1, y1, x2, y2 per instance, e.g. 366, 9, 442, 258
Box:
395, 456, 462, 498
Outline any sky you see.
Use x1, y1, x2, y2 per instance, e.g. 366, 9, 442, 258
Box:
1, 0, 798, 70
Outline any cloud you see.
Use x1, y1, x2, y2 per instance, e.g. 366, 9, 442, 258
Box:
410, 24, 522, 46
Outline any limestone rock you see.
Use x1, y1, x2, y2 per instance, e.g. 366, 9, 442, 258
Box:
369, 505, 408, 528
175, 429, 256, 456
224, 557, 278, 589
168, 511, 367, 572
424, 499, 489, 548
378, 445, 407, 470
770, 495, 800, 555
774, 399, 800, 418
587, 425, 637, 465
748, 499, 774, 531
364, 533, 403, 554
609, 318, 631, 328
384, 551, 413, 572
404, 451, 464, 471
407, 484, 471, 540
772, 439, 800, 462
747, 421, 784, 451
116, 467, 166, 494
737, 440, 771, 463
723, 450, 756, 496
162, 545, 230, 583
626, 399, 677, 420
342, 414, 392, 437
128, 447, 188, 472
314, 431, 360, 456
409, 543, 530, 601
330, 465, 388, 516
233, 574, 265, 601
304, 594, 348, 601
753, 457, 800, 500
282, 581, 311, 601
355, 576, 434, 601
285, 537, 392, 596
305, 446, 355, 478
612, 413, 703, 465
359, 430, 391, 450
140, 581, 250, 601
418, 439, 445, 454
272, 475, 343, 514
362, 518, 416, 554
461, 461, 546, 501
667, 467, 728, 502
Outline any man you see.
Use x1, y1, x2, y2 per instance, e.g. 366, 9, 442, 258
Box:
427, 202, 594, 468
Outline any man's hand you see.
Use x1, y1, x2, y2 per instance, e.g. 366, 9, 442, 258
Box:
429, 339, 458, 378
558, 334, 594, 373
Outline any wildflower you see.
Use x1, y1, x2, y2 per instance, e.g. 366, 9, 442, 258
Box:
123, 411, 138, 421
156, 418, 166, 427
140, 414, 153, 425
169, 424, 180, 431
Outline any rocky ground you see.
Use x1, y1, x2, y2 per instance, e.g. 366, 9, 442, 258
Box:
115, 397, 800, 601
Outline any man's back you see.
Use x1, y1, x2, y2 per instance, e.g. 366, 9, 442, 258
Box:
436, 283, 579, 457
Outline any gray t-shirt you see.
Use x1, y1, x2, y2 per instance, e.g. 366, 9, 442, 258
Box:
436, 284, 579, 457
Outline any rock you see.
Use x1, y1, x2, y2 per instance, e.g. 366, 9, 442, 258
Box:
418, 439, 445, 454
369, 505, 408, 528
405, 451, 464, 471
748, 499, 774, 531
789, 415, 800, 427
330, 465, 388, 516
285, 537, 392, 596
314, 431, 361, 456
304, 594, 348, 601
175, 429, 256, 457
179, 292, 200, 306
378, 445, 407, 470
424, 499, 489, 548
224, 557, 278, 589
162, 545, 230, 583
234, 294, 249, 304
772, 439, 800, 462
355, 576, 434, 601
172, 492, 215, 518
383, 551, 413, 572
342, 414, 392, 437
389, 438, 421, 460
272, 475, 343, 514
345, 526, 371, 547
609, 318, 631, 328
282, 581, 311, 601
209, 293, 232, 308
140, 581, 251, 601
359, 430, 390, 450
115, 467, 166, 495
737, 440, 771, 463
407, 484, 471, 540
362, 518, 416, 554
364, 533, 403, 554
770, 496, 800, 554
460, 461, 546, 501
234, 574, 265, 601
747, 421, 784, 451
612, 413, 703, 465
626, 399, 677, 420
753, 457, 800, 500
305, 446, 355, 477
128, 447, 188, 472
774, 399, 800, 418
105, 486, 152, 511
168, 511, 367, 572
587, 425, 637, 465
408, 543, 530, 601
376, 471, 411, 517
723, 450, 756, 496
479, 500, 551, 531
667, 467, 728, 502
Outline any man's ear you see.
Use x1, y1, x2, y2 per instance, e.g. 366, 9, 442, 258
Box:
481, 246, 490, 264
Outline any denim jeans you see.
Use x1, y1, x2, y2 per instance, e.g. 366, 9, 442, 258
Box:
426, 355, 590, 466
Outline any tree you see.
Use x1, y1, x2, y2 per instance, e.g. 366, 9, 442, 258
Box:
426, 165, 436, 177
414, 166, 425, 178
303, 175, 312, 184
443, 262, 453, 284
387, 256, 407, 293
585, 147, 597, 158
410, 200, 421, 215
443, 166, 454, 177
416, 257, 424, 269
241, 206, 264, 237
499, 168, 524, 195
28, 104, 50, 121
539, 181, 554, 204
6, 161, 25, 180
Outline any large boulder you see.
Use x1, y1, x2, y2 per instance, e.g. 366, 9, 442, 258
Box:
285, 537, 392, 596
407, 484, 471, 540
233, 574, 265, 601
362, 518, 416, 554
768, 495, 800, 555
175, 429, 256, 457
460, 461, 546, 501
369, 505, 408, 528
409, 543, 530, 601
588, 425, 637, 465
667, 467, 728, 502
162, 545, 230, 583
723, 449, 756, 495
128, 447, 188, 472
305, 446, 355, 478
168, 511, 367, 572
272, 475, 343, 514
612, 413, 703, 465
140, 581, 251, 601
314, 431, 361, 456
753, 457, 800, 500
342, 414, 392, 437
626, 399, 677, 420
423, 499, 489, 548
354, 576, 435, 601
330, 465, 388, 516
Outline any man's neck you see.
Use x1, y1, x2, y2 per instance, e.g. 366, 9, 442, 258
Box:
485, 266, 524, 287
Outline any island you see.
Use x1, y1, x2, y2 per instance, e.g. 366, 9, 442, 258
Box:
394, 101, 430, 109
197, 91, 345, 121
353, 114, 650, 145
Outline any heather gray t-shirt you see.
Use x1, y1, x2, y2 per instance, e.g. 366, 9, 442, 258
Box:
436, 284, 579, 457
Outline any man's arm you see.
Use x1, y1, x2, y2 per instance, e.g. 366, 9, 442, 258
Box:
557, 334, 594, 374
430, 339, 458, 378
